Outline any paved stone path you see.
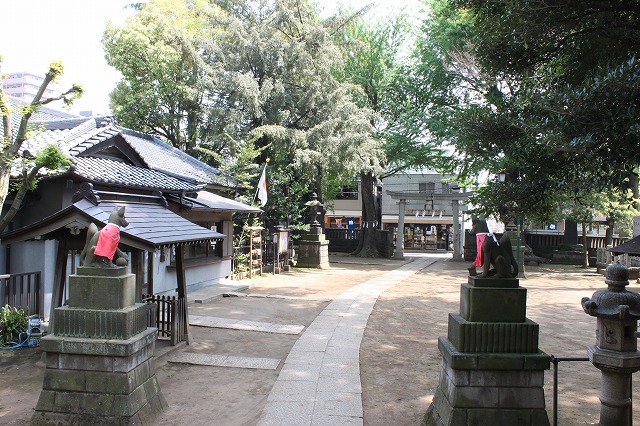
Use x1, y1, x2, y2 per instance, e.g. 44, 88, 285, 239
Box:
189, 315, 305, 335
257, 257, 435, 426
167, 352, 281, 370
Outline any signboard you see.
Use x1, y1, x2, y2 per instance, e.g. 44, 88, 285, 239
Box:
633, 216, 640, 237
278, 231, 289, 254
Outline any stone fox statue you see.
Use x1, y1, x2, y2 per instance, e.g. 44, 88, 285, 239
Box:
470, 215, 518, 278
80, 206, 129, 268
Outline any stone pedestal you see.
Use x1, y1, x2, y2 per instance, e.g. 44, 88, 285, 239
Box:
32, 267, 166, 426
297, 227, 330, 269
425, 276, 550, 426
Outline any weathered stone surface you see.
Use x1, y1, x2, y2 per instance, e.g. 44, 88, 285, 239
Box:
33, 266, 165, 426
587, 345, 640, 371
467, 275, 519, 288
297, 240, 330, 268
427, 356, 550, 425
33, 339, 164, 425
460, 284, 527, 322
67, 272, 135, 310
426, 271, 551, 426
77, 266, 129, 277
448, 313, 539, 353
53, 304, 149, 340
40, 327, 156, 358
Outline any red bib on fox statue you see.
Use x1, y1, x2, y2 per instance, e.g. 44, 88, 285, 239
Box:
94, 223, 121, 260
80, 206, 129, 268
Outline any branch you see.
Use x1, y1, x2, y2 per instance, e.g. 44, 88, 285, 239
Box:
39, 84, 84, 106
0, 164, 43, 234
1, 92, 12, 156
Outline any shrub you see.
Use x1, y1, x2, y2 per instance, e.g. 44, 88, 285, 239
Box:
0, 304, 28, 345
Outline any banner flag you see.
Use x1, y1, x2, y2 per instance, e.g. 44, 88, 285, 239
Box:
257, 166, 268, 207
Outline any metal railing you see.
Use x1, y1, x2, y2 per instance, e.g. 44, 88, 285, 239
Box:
0, 271, 43, 317
550, 355, 591, 426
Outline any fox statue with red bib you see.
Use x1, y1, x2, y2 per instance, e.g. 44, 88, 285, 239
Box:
469, 215, 518, 278
80, 206, 129, 268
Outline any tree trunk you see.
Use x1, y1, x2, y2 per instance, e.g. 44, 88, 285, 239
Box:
352, 171, 379, 257
581, 223, 589, 268
605, 219, 614, 247
631, 172, 639, 211
564, 219, 578, 246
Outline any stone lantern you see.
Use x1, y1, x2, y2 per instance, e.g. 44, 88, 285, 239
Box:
582, 261, 640, 426
297, 193, 330, 268
304, 193, 323, 230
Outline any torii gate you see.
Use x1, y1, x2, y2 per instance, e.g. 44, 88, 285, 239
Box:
386, 190, 472, 261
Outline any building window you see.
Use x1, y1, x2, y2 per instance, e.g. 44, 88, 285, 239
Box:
419, 182, 434, 193
170, 221, 224, 263
336, 184, 358, 200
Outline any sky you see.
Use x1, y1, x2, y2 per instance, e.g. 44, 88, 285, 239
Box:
0, 0, 425, 116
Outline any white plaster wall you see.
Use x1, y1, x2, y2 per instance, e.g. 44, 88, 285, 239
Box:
150, 248, 232, 296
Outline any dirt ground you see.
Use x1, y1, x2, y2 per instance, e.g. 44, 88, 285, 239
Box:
1, 253, 639, 426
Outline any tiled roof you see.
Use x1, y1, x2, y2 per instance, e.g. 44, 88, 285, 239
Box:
67, 123, 122, 156
123, 131, 234, 187
7, 106, 237, 193
71, 157, 204, 192
74, 197, 225, 248
1, 192, 226, 250
0, 96, 82, 140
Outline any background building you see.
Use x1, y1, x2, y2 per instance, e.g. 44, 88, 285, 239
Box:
2, 71, 62, 100
381, 169, 464, 250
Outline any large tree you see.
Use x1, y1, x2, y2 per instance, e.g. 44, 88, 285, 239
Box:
105, 0, 383, 227
103, 0, 220, 155
411, 0, 640, 235
0, 61, 83, 233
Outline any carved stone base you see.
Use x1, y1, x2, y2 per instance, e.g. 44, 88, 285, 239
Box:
297, 239, 330, 268
425, 339, 550, 426
425, 275, 550, 426
32, 267, 166, 425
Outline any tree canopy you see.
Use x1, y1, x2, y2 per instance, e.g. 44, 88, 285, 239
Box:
105, 0, 384, 226
411, 0, 640, 229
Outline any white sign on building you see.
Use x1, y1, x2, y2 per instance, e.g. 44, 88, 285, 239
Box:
633, 216, 640, 237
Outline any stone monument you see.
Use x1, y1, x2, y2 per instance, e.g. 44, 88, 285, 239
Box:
32, 208, 166, 425
582, 261, 640, 426
296, 193, 330, 268
425, 216, 550, 426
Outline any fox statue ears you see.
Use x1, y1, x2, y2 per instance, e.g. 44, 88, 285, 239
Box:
108, 206, 128, 228
471, 215, 489, 234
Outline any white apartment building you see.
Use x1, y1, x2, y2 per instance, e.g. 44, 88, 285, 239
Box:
2, 71, 62, 100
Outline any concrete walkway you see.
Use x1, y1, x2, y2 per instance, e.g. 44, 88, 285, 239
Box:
257, 256, 435, 426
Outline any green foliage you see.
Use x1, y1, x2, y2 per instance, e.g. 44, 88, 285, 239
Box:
258, 163, 310, 226
410, 0, 640, 226
288, 222, 310, 241
0, 61, 82, 233
47, 61, 65, 82
335, 13, 450, 177
35, 144, 71, 171
105, 0, 382, 225
232, 251, 249, 273
103, 0, 217, 153
0, 304, 28, 345
195, 134, 268, 192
